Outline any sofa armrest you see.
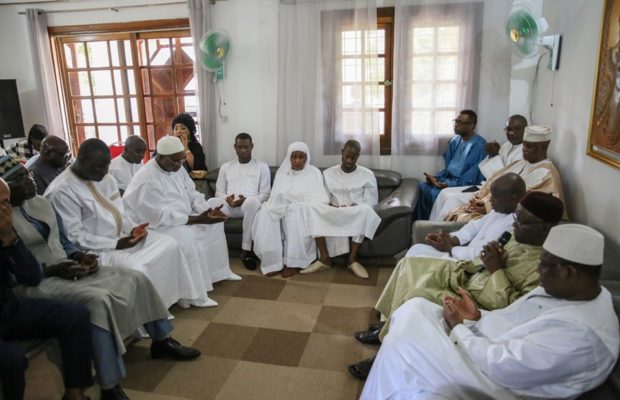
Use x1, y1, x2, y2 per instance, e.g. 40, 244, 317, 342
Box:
374, 178, 418, 232
411, 220, 467, 245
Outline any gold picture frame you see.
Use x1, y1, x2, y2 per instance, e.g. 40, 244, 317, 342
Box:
588, 0, 620, 170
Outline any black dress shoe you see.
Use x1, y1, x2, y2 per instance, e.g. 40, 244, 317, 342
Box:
368, 322, 384, 331
348, 357, 375, 380
100, 384, 129, 400
150, 337, 201, 361
354, 327, 381, 344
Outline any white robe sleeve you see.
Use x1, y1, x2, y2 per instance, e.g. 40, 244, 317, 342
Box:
362, 172, 379, 206
128, 181, 190, 227
449, 320, 610, 392
257, 162, 271, 203
215, 162, 229, 199
451, 216, 487, 260
48, 189, 119, 251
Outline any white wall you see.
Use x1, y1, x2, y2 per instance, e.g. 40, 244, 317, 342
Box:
523, 0, 620, 277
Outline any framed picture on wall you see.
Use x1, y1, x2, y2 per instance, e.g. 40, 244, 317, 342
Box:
588, 0, 620, 170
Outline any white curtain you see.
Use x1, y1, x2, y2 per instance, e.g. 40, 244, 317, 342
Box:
187, 0, 217, 170
25, 9, 65, 139
391, 0, 482, 158
278, 0, 380, 168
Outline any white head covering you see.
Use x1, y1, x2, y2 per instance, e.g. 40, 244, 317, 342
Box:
157, 136, 184, 155
280, 142, 311, 175
543, 224, 604, 266
523, 125, 552, 142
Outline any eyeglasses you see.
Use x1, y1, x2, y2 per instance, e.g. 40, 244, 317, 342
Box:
453, 119, 472, 126
513, 214, 547, 226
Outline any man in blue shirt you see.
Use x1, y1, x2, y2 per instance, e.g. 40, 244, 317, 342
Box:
415, 109, 486, 220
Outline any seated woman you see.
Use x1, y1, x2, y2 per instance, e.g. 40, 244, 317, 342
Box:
251, 142, 329, 278
171, 113, 208, 172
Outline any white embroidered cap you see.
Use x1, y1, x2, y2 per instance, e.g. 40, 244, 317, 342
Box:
543, 224, 604, 266
157, 135, 185, 155
523, 125, 552, 142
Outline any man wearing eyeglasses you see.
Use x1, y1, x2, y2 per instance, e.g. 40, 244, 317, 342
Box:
430, 114, 528, 221
415, 109, 487, 220
30, 136, 72, 195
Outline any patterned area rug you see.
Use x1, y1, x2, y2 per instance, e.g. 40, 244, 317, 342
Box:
24, 258, 394, 400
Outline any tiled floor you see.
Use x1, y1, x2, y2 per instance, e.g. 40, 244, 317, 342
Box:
24, 258, 394, 400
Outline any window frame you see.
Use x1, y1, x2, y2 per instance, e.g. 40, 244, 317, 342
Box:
49, 19, 193, 153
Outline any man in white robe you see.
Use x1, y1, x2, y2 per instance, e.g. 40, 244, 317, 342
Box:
300, 140, 380, 279
407, 173, 525, 261
123, 136, 239, 303
251, 142, 329, 277
44, 138, 214, 309
429, 115, 527, 221
108, 135, 147, 195
215, 132, 270, 269
362, 224, 619, 400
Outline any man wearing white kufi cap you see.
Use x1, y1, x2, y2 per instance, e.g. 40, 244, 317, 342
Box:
439, 125, 566, 223
123, 135, 240, 307
43, 138, 214, 309
361, 223, 619, 400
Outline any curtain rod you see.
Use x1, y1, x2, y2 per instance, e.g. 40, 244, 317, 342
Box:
15, 0, 224, 14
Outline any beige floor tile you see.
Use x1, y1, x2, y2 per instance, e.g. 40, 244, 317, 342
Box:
277, 280, 329, 305
24, 353, 64, 400
124, 389, 193, 400
263, 300, 323, 332
286, 367, 362, 400
323, 283, 381, 308
376, 266, 395, 289
211, 297, 272, 327
214, 361, 296, 400
154, 356, 238, 400
164, 318, 210, 347
193, 323, 259, 359
313, 306, 376, 336
298, 332, 369, 372
242, 329, 310, 366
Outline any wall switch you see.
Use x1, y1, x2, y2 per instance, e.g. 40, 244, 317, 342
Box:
222, 115, 229, 123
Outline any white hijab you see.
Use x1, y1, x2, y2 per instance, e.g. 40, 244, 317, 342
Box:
266, 142, 329, 212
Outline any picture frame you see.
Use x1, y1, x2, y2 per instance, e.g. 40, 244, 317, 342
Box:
588, 0, 620, 170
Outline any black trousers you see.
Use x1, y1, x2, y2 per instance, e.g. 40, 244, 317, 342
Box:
0, 297, 94, 400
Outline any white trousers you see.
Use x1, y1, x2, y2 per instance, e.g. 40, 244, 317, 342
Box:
220, 196, 262, 251
428, 186, 473, 221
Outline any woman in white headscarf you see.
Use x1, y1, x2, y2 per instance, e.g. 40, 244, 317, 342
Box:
251, 142, 329, 277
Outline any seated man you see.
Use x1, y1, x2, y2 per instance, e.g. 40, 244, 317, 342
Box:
0, 179, 93, 400
443, 125, 565, 223
361, 224, 619, 400
215, 132, 270, 269
430, 114, 527, 221
415, 109, 487, 220
2, 165, 201, 400
31, 136, 71, 195
123, 136, 239, 300
407, 173, 525, 261
300, 139, 381, 279
108, 135, 147, 195
349, 191, 564, 379
7, 124, 48, 165
43, 140, 215, 308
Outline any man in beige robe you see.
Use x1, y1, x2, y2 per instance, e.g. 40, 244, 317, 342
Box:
444, 126, 566, 223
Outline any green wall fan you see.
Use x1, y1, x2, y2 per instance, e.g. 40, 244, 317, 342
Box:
505, 3, 561, 70
199, 29, 232, 81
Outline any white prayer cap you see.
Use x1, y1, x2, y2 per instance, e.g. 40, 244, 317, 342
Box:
543, 224, 604, 266
157, 135, 184, 155
523, 125, 552, 142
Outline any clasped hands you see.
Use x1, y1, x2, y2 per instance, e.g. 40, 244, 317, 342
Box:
425, 230, 458, 253
443, 288, 481, 330
479, 241, 508, 274
464, 198, 485, 214
226, 194, 246, 208
116, 223, 149, 250
423, 172, 447, 189
49, 252, 99, 281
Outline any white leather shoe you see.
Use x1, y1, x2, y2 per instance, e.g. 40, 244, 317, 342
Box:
299, 260, 331, 274
226, 273, 243, 281
348, 262, 369, 279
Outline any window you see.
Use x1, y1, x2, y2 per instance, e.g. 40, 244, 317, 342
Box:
51, 20, 195, 151
327, 5, 481, 155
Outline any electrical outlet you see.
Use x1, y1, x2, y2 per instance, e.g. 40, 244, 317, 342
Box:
222, 115, 229, 123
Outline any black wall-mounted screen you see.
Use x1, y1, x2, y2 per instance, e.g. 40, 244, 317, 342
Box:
0, 80, 25, 140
